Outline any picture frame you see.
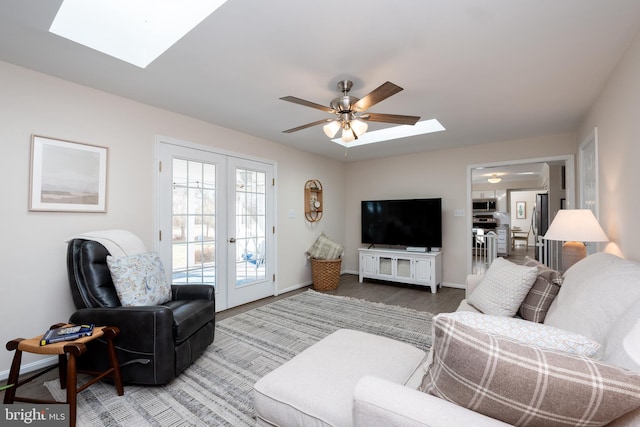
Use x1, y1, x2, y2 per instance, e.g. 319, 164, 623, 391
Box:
516, 201, 526, 219
29, 135, 108, 212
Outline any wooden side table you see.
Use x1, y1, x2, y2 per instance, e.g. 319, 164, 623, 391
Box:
3, 324, 124, 427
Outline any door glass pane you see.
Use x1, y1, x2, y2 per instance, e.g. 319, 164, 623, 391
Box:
235, 168, 266, 286
172, 159, 216, 287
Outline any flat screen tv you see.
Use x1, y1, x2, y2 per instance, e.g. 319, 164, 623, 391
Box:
361, 198, 442, 249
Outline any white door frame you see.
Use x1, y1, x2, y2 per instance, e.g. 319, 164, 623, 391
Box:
154, 135, 278, 311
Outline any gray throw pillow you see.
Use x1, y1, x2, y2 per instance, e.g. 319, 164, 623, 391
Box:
467, 257, 537, 317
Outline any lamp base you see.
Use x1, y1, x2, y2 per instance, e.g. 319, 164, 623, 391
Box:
562, 241, 586, 272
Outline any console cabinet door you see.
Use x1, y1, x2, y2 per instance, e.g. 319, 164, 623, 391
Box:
378, 256, 394, 279
415, 257, 433, 284
395, 257, 413, 281
360, 253, 377, 276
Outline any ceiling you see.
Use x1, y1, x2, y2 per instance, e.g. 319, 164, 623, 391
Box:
2, 1, 640, 162
471, 163, 548, 186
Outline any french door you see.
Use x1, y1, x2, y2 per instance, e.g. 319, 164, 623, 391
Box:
157, 140, 275, 311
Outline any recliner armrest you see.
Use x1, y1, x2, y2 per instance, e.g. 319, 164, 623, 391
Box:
171, 284, 215, 302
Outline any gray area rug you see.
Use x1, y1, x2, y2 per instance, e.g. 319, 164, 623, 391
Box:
46, 290, 433, 426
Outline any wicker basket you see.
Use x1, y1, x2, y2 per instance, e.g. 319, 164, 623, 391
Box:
311, 258, 342, 291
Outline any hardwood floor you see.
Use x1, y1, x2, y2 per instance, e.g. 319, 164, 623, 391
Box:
2, 274, 464, 404
220, 273, 464, 320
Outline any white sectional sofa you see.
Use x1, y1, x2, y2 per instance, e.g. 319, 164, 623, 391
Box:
254, 252, 640, 426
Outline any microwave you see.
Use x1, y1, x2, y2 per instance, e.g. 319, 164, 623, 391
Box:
473, 198, 497, 213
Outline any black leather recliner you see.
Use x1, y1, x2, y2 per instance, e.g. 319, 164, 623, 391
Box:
66, 238, 216, 385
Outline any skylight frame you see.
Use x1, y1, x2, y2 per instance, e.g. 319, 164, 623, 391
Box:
49, 0, 228, 68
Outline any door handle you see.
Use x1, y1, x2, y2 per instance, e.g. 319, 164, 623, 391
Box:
229, 238, 236, 243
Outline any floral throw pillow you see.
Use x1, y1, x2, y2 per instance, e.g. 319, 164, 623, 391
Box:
107, 252, 172, 306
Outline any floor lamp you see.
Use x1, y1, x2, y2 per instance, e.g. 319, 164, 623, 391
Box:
543, 209, 609, 272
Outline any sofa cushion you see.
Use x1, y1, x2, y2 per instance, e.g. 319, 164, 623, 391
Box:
517, 256, 562, 323
599, 296, 640, 371
442, 312, 600, 357
253, 329, 426, 427
420, 314, 640, 426
107, 252, 172, 306
467, 257, 537, 317
544, 252, 640, 343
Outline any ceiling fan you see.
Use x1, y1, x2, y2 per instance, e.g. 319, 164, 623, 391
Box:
280, 80, 420, 143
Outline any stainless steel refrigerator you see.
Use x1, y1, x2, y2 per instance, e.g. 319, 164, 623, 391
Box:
533, 193, 549, 260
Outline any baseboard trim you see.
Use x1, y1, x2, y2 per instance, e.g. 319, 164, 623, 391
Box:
0, 356, 58, 382
443, 282, 465, 290
275, 281, 312, 296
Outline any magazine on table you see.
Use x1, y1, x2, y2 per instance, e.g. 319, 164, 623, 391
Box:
40, 324, 94, 345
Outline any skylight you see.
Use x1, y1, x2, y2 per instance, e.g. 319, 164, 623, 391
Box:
332, 119, 446, 147
49, 0, 228, 68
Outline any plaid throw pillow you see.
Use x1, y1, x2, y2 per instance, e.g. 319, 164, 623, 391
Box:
419, 314, 640, 426
518, 256, 563, 322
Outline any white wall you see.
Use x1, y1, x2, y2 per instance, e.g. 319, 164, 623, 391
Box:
579, 28, 640, 261
0, 61, 345, 372
344, 133, 577, 287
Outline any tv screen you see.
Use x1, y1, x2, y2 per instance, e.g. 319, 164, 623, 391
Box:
361, 198, 442, 249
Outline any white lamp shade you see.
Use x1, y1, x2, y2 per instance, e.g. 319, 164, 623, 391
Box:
543, 209, 609, 242
323, 120, 341, 138
350, 119, 368, 137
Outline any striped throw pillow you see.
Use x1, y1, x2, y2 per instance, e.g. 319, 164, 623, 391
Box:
306, 233, 343, 260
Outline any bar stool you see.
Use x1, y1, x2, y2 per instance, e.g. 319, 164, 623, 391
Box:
3, 324, 124, 427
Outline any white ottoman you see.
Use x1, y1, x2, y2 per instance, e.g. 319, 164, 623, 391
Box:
253, 329, 427, 427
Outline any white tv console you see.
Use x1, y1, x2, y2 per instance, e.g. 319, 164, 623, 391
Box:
358, 248, 443, 293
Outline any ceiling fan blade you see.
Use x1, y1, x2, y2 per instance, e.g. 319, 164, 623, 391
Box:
282, 118, 333, 133
352, 82, 403, 112
280, 96, 334, 113
362, 113, 420, 125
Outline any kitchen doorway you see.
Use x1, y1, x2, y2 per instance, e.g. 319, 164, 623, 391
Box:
467, 155, 575, 275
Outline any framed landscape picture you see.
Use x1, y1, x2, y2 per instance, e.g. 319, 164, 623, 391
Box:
516, 201, 526, 219
29, 135, 108, 212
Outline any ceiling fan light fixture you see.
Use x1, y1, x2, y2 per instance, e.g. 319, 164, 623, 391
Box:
488, 174, 502, 184
323, 120, 341, 138
341, 127, 355, 143
350, 118, 368, 137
